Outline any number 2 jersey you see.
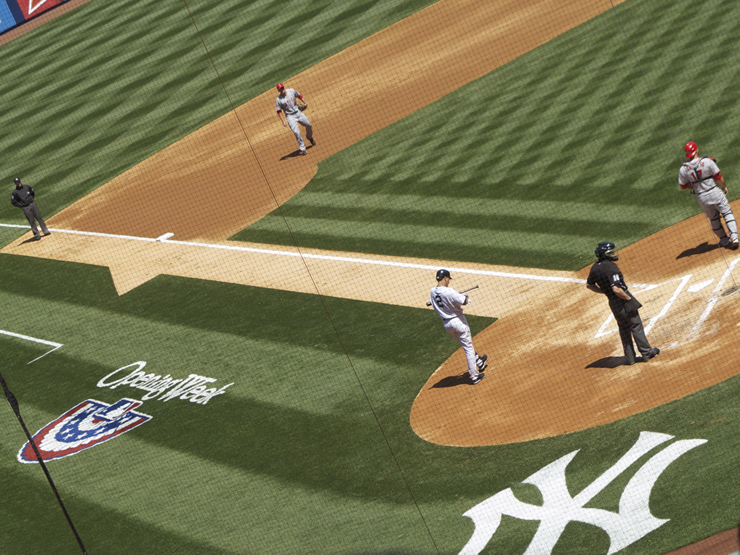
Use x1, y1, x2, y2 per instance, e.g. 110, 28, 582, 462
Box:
430, 285, 468, 320
678, 157, 722, 197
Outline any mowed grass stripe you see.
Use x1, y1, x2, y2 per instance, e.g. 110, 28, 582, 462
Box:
234, 0, 740, 270
0, 401, 432, 555
0, 0, 440, 247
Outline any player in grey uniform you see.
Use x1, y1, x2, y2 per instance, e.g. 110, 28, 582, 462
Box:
679, 141, 738, 249
430, 269, 488, 384
275, 82, 314, 156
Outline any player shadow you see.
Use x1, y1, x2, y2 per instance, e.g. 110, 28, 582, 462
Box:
676, 241, 719, 259
586, 356, 632, 369
19, 236, 42, 245
431, 372, 476, 388
279, 146, 313, 161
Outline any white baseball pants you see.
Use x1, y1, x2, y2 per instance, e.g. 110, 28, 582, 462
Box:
443, 315, 480, 378
698, 189, 738, 241
287, 112, 313, 152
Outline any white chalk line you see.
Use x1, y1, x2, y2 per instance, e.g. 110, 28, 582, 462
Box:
688, 258, 740, 339
6, 224, 738, 341
0, 329, 63, 364
594, 275, 692, 339
1, 224, 587, 285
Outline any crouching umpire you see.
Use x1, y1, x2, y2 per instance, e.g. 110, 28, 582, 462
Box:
586, 242, 659, 366
11, 177, 50, 240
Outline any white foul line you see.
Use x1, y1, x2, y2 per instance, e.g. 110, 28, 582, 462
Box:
0, 224, 587, 285
0, 329, 63, 364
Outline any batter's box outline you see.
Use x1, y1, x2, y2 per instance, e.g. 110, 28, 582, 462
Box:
594, 275, 692, 339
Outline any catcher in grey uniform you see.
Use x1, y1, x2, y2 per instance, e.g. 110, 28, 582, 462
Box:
275, 82, 315, 156
679, 141, 738, 249
430, 269, 488, 384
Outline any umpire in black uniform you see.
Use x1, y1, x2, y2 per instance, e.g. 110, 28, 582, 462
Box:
11, 177, 50, 240
587, 242, 659, 366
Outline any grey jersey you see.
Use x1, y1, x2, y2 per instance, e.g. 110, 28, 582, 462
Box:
679, 157, 721, 197
275, 88, 302, 117
430, 285, 468, 320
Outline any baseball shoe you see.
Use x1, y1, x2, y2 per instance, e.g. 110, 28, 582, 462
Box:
476, 354, 488, 369
30, 235, 41, 241
43, 231, 51, 236
732, 237, 739, 250
719, 236, 731, 248
642, 348, 660, 362
300, 150, 307, 156
309, 138, 316, 146
471, 372, 485, 385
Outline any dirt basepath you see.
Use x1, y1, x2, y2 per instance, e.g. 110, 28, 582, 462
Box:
412, 210, 740, 446
8, 0, 737, 450
44, 0, 624, 241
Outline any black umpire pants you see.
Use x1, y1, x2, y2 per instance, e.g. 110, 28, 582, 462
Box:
21, 202, 49, 238
608, 297, 652, 364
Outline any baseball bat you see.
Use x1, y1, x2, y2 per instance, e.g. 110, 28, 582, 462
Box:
426, 285, 479, 306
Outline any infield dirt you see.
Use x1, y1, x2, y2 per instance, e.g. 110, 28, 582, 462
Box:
7, 0, 739, 449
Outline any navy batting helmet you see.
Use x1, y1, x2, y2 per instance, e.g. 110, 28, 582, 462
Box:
436, 269, 451, 281
14, 177, 20, 184
595, 242, 618, 261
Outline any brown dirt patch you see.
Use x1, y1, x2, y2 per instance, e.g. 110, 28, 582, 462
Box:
8, 0, 735, 450
411, 208, 740, 446
667, 527, 740, 555
45, 0, 625, 241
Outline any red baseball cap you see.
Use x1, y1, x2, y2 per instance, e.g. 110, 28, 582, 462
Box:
276, 83, 284, 90
684, 141, 698, 158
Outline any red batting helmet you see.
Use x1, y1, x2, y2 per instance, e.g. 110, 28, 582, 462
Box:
276, 83, 284, 91
684, 141, 698, 158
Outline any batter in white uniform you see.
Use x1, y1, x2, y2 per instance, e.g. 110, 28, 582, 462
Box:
430, 269, 488, 384
275, 82, 315, 155
679, 141, 739, 249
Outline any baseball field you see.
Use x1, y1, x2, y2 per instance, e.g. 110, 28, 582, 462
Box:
2, 0, 740, 553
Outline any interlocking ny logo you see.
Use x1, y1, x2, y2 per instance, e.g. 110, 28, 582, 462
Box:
460, 432, 706, 555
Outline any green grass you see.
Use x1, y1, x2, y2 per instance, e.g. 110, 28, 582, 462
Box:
232, 0, 740, 271
1, 254, 740, 553
0, 0, 440, 246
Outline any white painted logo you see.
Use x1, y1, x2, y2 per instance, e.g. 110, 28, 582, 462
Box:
97, 362, 233, 405
460, 432, 706, 555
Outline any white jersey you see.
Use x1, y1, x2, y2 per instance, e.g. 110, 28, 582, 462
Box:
679, 157, 721, 197
276, 89, 302, 117
430, 285, 467, 320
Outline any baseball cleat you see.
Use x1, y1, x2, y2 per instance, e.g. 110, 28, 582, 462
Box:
642, 348, 660, 361
732, 238, 739, 250
471, 372, 485, 385
300, 150, 307, 156
309, 138, 316, 146
476, 354, 488, 369
43, 231, 51, 236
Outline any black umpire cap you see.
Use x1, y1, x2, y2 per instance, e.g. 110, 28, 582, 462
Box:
14, 178, 20, 184
436, 269, 451, 281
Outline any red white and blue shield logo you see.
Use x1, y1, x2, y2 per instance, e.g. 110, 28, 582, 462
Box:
18, 398, 152, 463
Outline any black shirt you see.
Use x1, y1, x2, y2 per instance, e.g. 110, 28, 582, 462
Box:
587, 260, 628, 300
11, 184, 35, 208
